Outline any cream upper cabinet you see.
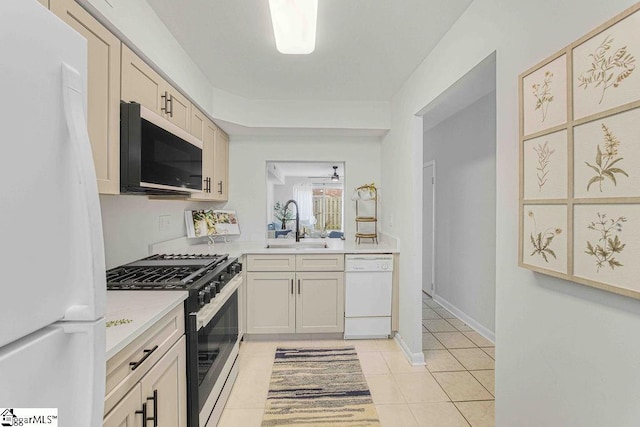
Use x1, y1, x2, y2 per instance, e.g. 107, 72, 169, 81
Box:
190, 107, 206, 140
164, 87, 191, 133
121, 45, 165, 115
50, 0, 121, 194
212, 128, 229, 201
121, 45, 191, 133
189, 114, 217, 201
139, 336, 188, 427
296, 272, 344, 334
246, 272, 296, 334
103, 384, 142, 427
37, 0, 49, 8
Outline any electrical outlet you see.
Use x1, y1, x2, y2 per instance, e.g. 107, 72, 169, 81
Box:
159, 215, 171, 232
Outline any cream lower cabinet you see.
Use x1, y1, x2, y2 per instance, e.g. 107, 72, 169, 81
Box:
246, 272, 296, 334
140, 336, 188, 427
103, 384, 142, 427
296, 272, 344, 333
104, 305, 187, 426
246, 255, 344, 334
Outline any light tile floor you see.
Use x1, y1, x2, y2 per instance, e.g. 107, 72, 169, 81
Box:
218, 293, 495, 427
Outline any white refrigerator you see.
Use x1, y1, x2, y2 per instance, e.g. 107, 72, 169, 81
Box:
0, 1, 106, 426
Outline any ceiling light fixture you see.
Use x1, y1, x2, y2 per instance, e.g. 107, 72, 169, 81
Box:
268, 0, 318, 54
331, 166, 339, 182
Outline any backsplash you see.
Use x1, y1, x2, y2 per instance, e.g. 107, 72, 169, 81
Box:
99, 194, 226, 269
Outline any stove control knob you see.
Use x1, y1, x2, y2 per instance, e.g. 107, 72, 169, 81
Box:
198, 291, 206, 308
213, 281, 221, 294
219, 273, 226, 283
203, 286, 212, 304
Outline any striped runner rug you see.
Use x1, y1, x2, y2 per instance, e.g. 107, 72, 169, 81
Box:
262, 347, 381, 426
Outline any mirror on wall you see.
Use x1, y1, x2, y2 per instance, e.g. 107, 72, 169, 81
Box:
266, 161, 345, 239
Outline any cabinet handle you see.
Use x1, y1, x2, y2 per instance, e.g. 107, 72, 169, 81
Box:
218, 180, 223, 194
135, 403, 147, 427
147, 390, 158, 427
290, 279, 293, 295
167, 94, 174, 117
297, 279, 301, 295
160, 91, 168, 114
129, 345, 158, 371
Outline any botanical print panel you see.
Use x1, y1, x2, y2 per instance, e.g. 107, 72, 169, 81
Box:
574, 107, 640, 198
574, 204, 640, 293
523, 55, 568, 136
573, 9, 640, 120
522, 205, 567, 273
523, 130, 568, 200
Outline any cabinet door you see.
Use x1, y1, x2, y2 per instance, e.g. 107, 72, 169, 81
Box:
121, 45, 165, 115
296, 272, 344, 333
190, 107, 206, 140
165, 88, 191, 133
50, 0, 121, 194
103, 384, 142, 427
246, 272, 295, 334
140, 336, 187, 427
37, 0, 49, 8
212, 128, 229, 201
189, 118, 216, 201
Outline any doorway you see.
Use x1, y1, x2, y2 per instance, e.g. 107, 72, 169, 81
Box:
422, 161, 435, 296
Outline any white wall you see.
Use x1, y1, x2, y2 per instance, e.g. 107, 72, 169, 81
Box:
424, 91, 496, 334
228, 135, 381, 241
382, 0, 640, 425
99, 195, 226, 269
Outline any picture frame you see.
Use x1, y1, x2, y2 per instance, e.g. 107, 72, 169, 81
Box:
519, 3, 640, 300
185, 209, 241, 239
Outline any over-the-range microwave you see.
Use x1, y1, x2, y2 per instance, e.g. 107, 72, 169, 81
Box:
120, 101, 203, 194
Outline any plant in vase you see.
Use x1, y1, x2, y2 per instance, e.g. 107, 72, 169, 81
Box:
273, 201, 294, 230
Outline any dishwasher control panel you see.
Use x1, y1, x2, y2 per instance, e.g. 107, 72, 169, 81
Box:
345, 255, 394, 272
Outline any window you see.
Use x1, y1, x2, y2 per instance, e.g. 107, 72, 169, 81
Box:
312, 185, 343, 231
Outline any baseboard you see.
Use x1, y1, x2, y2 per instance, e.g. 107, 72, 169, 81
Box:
432, 295, 496, 344
394, 333, 426, 366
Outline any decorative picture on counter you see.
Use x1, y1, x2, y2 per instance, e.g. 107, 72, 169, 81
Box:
185, 209, 240, 238
573, 9, 640, 120
523, 130, 568, 200
573, 204, 640, 293
522, 54, 568, 136
522, 205, 567, 273
573, 107, 640, 198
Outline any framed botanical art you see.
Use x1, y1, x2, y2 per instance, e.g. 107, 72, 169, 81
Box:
519, 3, 640, 300
573, 9, 640, 120
522, 54, 568, 137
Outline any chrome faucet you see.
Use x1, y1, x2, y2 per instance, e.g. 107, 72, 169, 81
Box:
283, 199, 300, 242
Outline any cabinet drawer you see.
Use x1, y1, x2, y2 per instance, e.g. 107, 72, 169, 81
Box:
296, 254, 345, 271
247, 254, 295, 271
104, 304, 184, 415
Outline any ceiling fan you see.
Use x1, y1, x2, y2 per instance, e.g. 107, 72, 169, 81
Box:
307, 165, 341, 182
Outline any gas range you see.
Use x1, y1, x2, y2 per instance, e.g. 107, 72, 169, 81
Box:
106, 253, 242, 313
106, 253, 244, 427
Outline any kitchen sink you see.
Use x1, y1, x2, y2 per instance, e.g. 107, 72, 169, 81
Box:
265, 241, 329, 250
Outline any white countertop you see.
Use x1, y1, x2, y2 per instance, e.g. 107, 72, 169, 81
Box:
106, 290, 188, 359
150, 236, 399, 259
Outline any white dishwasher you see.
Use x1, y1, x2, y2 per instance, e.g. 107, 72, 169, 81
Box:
344, 254, 393, 339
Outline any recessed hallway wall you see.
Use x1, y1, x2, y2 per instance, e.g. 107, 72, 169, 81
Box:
423, 90, 496, 337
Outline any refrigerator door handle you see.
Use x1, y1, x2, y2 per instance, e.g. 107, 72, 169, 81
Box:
61, 63, 107, 320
